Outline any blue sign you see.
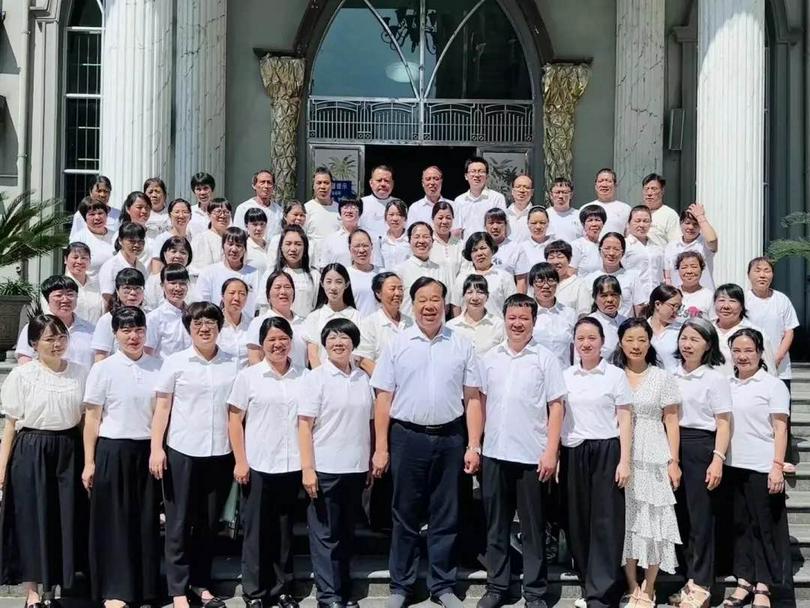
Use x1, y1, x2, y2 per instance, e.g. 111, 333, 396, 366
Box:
332, 180, 356, 201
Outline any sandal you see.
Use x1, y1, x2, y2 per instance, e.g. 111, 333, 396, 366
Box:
681, 585, 711, 608
636, 592, 655, 608
723, 581, 754, 607
752, 589, 771, 608
668, 586, 689, 606
626, 588, 641, 608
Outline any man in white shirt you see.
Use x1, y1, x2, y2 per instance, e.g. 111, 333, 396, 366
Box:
546, 177, 582, 244
454, 157, 507, 237
477, 294, 566, 608
304, 167, 341, 249
585, 168, 631, 237
407, 166, 453, 227
506, 175, 534, 243
189, 172, 217, 235
642, 173, 681, 247
233, 169, 283, 237
360, 165, 396, 240
371, 277, 482, 608
15, 275, 95, 368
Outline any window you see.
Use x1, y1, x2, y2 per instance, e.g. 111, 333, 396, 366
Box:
62, 0, 103, 213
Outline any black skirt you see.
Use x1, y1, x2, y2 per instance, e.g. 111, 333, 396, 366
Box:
89, 438, 161, 603
0, 427, 86, 588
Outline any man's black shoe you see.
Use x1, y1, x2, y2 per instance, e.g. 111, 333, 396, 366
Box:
525, 600, 548, 608
277, 595, 299, 608
476, 591, 506, 608
317, 602, 343, 608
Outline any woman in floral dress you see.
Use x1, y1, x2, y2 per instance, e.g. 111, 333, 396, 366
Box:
612, 318, 682, 607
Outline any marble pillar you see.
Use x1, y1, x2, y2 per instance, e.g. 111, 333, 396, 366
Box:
100, 0, 173, 203
613, 0, 666, 204
174, 0, 227, 197
542, 63, 591, 196
697, 0, 765, 286
259, 55, 305, 201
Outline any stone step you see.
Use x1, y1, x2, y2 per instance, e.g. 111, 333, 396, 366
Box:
788, 491, 810, 524
788, 463, 810, 491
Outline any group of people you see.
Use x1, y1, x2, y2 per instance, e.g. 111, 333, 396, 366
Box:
0, 159, 799, 608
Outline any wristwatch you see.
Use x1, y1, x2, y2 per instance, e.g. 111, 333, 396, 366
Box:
466, 446, 482, 455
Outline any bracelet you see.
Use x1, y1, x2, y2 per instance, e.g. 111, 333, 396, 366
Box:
712, 450, 726, 462
466, 446, 482, 455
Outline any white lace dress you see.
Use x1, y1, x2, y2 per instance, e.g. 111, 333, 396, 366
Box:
623, 365, 682, 572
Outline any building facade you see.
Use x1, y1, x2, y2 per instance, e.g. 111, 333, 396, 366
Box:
1, 0, 809, 333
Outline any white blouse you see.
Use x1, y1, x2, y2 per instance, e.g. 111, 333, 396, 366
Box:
672, 364, 732, 431
302, 305, 362, 363
348, 265, 382, 318
356, 309, 414, 362
244, 309, 308, 370
532, 301, 577, 369
1, 361, 87, 430
446, 312, 505, 355
452, 266, 517, 318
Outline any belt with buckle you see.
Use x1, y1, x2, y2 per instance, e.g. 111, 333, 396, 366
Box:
394, 417, 462, 435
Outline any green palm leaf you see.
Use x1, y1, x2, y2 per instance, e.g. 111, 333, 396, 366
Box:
0, 192, 70, 269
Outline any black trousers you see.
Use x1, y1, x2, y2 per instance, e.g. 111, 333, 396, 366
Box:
674, 428, 716, 589
89, 438, 160, 603
240, 469, 299, 600
307, 472, 366, 604
728, 466, 792, 589
562, 439, 625, 608
481, 457, 547, 601
389, 418, 465, 597
163, 448, 233, 597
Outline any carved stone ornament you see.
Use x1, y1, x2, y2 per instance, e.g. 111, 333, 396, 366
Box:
259, 55, 306, 200
542, 63, 591, 195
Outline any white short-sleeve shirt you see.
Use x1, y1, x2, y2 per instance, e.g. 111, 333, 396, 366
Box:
0, 360, 87, 430
189, 205, 210, 236
98, 252, 147, 296
480, 340, 567, 464
70, 207, 121, 242
371, 324, 481, 425
446, 312, 505, 355
15, 315, 95, 368
256, 266, 320, 318
190, 230, 225, 272
378, 233, 412, 271
72, 229, 116, 279
302, 306, 362, 364
234, 199, 283, 238
90, 312, 117, 355
83, 351, 162, 439
665, 235, 715, 291
672, 364, 732, 431
407, 196, 453, 228
744, 289, 800, 379
556, 274, 592, 316
571, 238, 601, 276
244, 310, 308, 370
727, 369, 791, 473
517, 238, 552, 275
430, 238, 464, 280
298, 361, 374, 474
492, 238, 526, 276
218, 314, 252, 372
452, 266, 516, 317
651, 323, 681, 373
506, 205, 531, 243
649, 205, 682, 248
317, 227, 352, 269
453, 189, 507, 236
623, 236, 665, 301
154, 346, 236, 457
584, 266, 646, 317
562, 359, 633, 447
39, 272, 105, 324
145, 302, 191, 358
193, 261, 260, 314
588, 200, 631, 237
680, 288, 714, 319
359, 195, 393, 241
533, 301, 577, 369
394, 255, 452, 316
304, 199, 340, 245
590, 310, 628, 360
547, 207, 583, 244
356, 309, 414, 362
714, 319, 778, 379
226, 359, 307, 474
348, 265, 382, 318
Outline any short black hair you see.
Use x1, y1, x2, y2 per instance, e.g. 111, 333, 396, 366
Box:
78, 196, 109, 220
484, 208, 507, 224
594, 168, 617, 183
714, 283, 747, 318
27, 314, 69, 348
629, 204, 652, 221
372, 271, 399, 302
591, 275, 622, 312
551, 177, 573, 191
503, 293, 537, 321
320, 318, 361, 348
221, 277, 249, 295
143, 177, 167, 194
338, 198, 363, 215
182, 301, 224, 333
252, 169, 274, 185
111, 306, 146, 332
160, 263, 190, 284
259, 315, 293, 344
528, 262, 559, 286
410, 276, 447, 301
544, 239, 573, 261
115, 222, 146, 252
313, 166, 333, 181
407, 221, 433, 239
676, 250, 705, 271
431, 201, 454, 219
579, 204, 607, 225
461, 273, 489, 296
168, 198, 192, 214
160, 236, 193, 266
646, 284, 681, 318
190, 172, 216, 190
612, 318, 658, 368
264, 270, 296, 301
221, 226, 248, 250
385, 198, 408, 218
208, 198, 232, 216
642, 173, 666, 188
115, 267, 145, 289
574, 316, 605, 341
465, 156, 489, 173
41, 275, 79, 300
348, 228, 373, 247
463, 232, 497, 261
90, 175, 112, 192
64, 242, 92, 259
244, 207, 268, 225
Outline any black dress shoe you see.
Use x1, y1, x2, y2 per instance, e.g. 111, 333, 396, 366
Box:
524, 600, 548, 608
476, 591, 505, 608
345, 600, 359, 608
277, 594, 300, 608
244, 599, 263, 608
317, 602, 344, 608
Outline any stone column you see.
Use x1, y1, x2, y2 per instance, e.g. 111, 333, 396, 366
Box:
174, 0, 227, 197
697, 0, 765, 286
542, 63, 591, 196
613, 0, 666, 204
259, 55, 305, 201
100, 0, 173, 203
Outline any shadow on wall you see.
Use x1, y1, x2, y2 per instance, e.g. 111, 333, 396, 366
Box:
0, 23, 18, 75
0, 95, 17, 187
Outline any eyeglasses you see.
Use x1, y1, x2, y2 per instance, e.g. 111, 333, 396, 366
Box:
210, 208, 231, 217
119, 285, 144, 294
467, 170, 487, 176
533, 278, 558, 286
191, 319, 219, 329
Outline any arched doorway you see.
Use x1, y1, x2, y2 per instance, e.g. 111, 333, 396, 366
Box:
303, 0, 549, 203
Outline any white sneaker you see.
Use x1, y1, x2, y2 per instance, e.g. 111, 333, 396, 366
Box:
574, 598, 586, 608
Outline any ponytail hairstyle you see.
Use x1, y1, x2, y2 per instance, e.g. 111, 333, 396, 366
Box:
645, 283, 682, 319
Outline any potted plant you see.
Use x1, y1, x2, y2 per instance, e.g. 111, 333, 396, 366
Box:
0, 192, 70, 353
